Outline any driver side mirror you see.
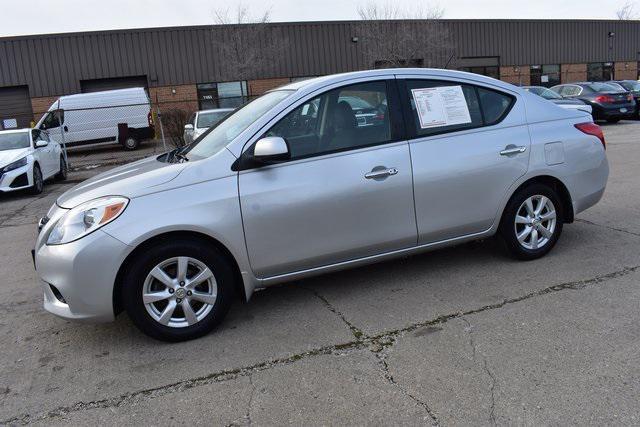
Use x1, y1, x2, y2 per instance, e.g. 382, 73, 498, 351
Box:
253, 137, 290, 163
184, 124, 194, 132
35, 139, 48, 148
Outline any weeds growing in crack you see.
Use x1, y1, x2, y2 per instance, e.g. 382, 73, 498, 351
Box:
374, 351, 440, 425
6, 264, 639, 425
462, 317, 497, 426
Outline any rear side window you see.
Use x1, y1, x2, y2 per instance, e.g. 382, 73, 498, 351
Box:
403, 80, 514, 138
477, 87, 513, 125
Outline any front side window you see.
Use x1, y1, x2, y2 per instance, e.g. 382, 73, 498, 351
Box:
32, 129, 48, 143
265, 81, 393, 160
0, 132, 30, 151
40, 111, 62, 130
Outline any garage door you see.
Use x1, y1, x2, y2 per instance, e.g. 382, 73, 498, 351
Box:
80, 76, 148, 93
0, 86, 33, 130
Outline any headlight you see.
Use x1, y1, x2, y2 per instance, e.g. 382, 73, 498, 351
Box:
47, 196, 129, 245
2, 157, 27, 173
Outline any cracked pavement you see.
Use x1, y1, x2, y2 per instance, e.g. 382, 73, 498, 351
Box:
1, 122, 639, 425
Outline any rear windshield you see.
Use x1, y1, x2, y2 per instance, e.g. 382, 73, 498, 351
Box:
197, 111, 232, 128
587, 83, 622, 92
0, 132, 30, 151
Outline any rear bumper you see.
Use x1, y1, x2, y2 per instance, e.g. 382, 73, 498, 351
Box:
593, 104, 637, 120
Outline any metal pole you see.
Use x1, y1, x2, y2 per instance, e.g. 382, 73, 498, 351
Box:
157, 104, 167, 152
57, 105, 69, 168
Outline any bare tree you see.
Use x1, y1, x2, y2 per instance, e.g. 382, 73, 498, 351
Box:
616, 1, 638, 19
211, 3, 286, 81
356, 0, 454, 69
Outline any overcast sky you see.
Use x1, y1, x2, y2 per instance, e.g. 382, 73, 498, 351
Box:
1, 0, 633, 37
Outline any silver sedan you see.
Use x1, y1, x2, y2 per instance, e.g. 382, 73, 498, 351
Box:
34, 69, 609, 341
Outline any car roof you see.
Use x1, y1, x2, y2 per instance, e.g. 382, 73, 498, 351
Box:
198, 108, 234, 114
0, 128, 30, 135
277, 68, 520, 94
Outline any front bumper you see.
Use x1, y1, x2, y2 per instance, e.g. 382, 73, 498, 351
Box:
35, 226, 130, 323
0, 164, 31, 192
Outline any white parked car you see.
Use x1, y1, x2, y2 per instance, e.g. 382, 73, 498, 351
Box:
0, 128, 66, 194
183, 108, 234, 144
36, 87, 155, 151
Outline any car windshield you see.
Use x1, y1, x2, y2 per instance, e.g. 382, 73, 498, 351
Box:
184, 90, 294, 160
587, 82, 622, 92
196, 111, 232, 129
0, 132, 30, 151
338, 96, 374, 110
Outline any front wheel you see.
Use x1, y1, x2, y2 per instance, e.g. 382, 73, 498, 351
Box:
55, 156, 67, 181
122, 239, 236, 341
499, 184, 563, 260
30, 164, 44, 195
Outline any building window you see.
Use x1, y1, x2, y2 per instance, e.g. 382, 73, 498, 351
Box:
530, 65, 560, 87
460, 66, 500, 80
197, 81, 248, 110
587, 63, 614, 82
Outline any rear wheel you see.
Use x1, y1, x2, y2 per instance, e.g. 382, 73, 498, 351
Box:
30, 164, 44, 195
122, 239, 236, 341
123, 135, 139, 151
499, 184, 563, 260
55, 156, 67, 181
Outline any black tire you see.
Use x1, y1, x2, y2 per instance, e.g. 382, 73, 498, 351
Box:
606, 118, 620, 124
123, 135, 139, 151
30, 164, 44, 195
122, 239, 236, 342
499, 183, 564, 261
55, 156, 67, 181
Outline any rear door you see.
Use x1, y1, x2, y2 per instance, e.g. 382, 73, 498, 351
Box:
397, 77, 530, 244
238, 79, 417, 278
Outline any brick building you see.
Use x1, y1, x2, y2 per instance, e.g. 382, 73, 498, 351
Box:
1, 19, 639, 128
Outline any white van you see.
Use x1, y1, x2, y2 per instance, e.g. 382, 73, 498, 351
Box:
36, 87, 154, 150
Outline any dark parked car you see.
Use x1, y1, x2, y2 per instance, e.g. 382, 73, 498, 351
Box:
611, 80, 640, 118
523, 86, 592, 114
550, 82, 636, 123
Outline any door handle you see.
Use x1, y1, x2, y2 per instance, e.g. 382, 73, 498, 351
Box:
365, 167, 398, 180
500, 145, 527, 156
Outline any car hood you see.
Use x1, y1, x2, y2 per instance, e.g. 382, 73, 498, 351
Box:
0, 148, 30, 168
57, 155, 188, 208
551, 99, 586, 106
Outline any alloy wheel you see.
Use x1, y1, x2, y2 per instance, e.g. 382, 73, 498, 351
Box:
142, 256, 217, 328
514, 195, 557, 250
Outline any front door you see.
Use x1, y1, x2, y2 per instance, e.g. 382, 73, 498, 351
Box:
238, 80, 417, 278
398, 78, 530, 244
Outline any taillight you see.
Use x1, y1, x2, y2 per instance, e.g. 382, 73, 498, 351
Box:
575, 122, 606, 150
594, 95, 615, 104
148, 111, 153, 126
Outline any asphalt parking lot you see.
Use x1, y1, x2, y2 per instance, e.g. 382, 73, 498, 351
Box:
1, 122, 639, 425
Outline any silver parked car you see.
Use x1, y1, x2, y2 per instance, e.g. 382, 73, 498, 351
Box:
34, 69, 609, 341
